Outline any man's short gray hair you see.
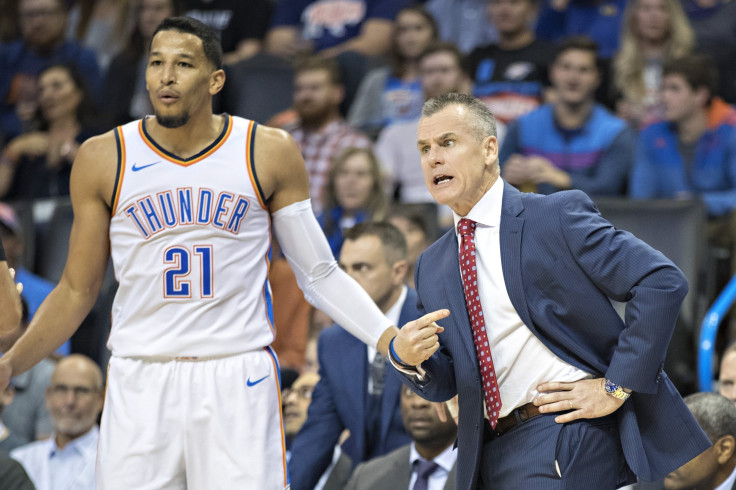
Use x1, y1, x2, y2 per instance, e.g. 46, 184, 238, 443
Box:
421, 93, 497, 142
685, 392, 736, 443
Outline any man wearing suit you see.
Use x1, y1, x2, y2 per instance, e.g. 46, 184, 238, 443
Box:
290, 222, 416, 489
664, 393, 736, 490
346, 384, 457, 490
390, 92, 712, 489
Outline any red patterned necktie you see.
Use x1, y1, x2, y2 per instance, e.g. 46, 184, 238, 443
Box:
457, 218, 502, 428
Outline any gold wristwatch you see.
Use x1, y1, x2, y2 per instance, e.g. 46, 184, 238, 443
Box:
604, 378, 631, 400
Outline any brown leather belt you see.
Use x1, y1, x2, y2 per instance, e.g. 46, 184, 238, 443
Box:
489, 402, 542, 438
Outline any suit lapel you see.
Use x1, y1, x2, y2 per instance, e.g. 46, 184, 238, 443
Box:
380, 294, 418, 443
499, 183, 535, 330
439, 232, 477, 363
339, 333, 368, 446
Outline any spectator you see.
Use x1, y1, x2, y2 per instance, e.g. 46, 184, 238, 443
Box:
500, 37, 634, 196
612, 0, 694, 127
629, 53, 736, 261
345, 385, 457, 490
284, 372, 353, 490
1, 298, 55, 445
285, 57, 372, 214
11, 354, 102, 490
721, 343, 736, 405
535, 0, 626, 59
387, 205, 433, 289
684, 0, 736, 105
318, 147, 387, 256
0, 203, 54, 323
469, 0, 555, 125
0, 64, 99, 200
375, 42, 472, 208
265, 0, 408, 111
66, 0, 134, 72
0, 383, 25, 452
185, 0, 272, 65
348, 5, 439, 137
664, 392, 736, 490
265, 0, 404, 59
104, 0, 185, 129
289, 222, 416, 490
0, 0, 102, 142
425, 0, 498, 54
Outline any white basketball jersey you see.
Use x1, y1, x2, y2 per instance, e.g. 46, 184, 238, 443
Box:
108, 115, 275, 357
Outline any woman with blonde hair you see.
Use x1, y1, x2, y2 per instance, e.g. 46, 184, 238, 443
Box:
612, 0, 694, 127
318, 147, 388, 255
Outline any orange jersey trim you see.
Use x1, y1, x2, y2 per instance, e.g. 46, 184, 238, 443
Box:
137, 115, 233, 167
245, 121, 268, 210
111, 126, 127, 215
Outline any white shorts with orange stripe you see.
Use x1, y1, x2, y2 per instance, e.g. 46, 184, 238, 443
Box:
96, 348, 288, 489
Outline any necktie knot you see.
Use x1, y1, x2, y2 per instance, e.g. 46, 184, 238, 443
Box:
414, 459, 440, 480
457, 218, 476, 238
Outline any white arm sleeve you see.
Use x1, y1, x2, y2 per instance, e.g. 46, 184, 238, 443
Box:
271, 199, 393, 347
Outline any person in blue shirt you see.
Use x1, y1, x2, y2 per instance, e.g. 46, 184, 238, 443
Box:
0, 0, 101, 143
630, 53, 736, 266
499, 36, 634, 196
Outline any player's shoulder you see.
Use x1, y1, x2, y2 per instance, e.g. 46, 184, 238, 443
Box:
76, 129, 118, 161
254, 123, 297, 150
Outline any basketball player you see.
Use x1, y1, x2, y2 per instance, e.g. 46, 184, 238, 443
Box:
0, 17, 446, 489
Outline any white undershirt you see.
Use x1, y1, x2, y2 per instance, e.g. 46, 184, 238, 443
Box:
453, 177, 590, 417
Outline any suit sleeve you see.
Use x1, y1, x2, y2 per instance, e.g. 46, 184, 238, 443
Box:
289, 332, 347, 490
557, 191, 687, 394
394, 253, 458, 402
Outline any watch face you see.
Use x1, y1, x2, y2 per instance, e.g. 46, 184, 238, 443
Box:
604, 379, 617, 393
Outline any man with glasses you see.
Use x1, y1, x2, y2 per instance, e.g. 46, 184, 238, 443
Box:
0, 0, 101, 142
284, 372, 353, 490
10, 354, 103, 490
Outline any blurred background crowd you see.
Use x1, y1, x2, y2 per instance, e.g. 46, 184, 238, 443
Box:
0, 0, 736, 488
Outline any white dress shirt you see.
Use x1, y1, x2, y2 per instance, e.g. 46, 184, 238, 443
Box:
452, 177, 590, 417
11, 425, 98, 490
408, 442, 457, 490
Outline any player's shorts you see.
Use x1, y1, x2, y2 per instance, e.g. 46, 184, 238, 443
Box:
96, 347, 288, 489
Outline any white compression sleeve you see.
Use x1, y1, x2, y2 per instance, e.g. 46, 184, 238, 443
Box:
271, 199, 393, 347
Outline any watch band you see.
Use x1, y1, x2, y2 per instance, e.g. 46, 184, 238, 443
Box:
604, 378, 631, 400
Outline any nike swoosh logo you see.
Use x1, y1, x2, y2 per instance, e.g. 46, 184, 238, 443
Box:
246, 375, 269, 387
131, 161, 161, 172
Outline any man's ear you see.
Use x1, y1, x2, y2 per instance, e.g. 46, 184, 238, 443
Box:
716, 435, 736, 464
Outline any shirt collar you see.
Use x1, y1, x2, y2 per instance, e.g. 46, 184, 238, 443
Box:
453, 176, 504, 234
384, 285, 408, 327
49, 425, 99, 459
409, 441, 458, 474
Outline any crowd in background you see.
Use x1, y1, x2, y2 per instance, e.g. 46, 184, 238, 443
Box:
1, 0, 736, 488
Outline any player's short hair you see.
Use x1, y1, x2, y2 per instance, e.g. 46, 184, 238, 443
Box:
422, 92, 497, 142
663, 53, 719, 104
344, 222, 408, 265
294, 56, 342, 85
152, 16, 223, 69
684, 392, 736, 443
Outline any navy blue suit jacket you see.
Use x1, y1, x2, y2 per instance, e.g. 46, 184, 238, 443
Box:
400, 183, 711, 490
289, 289, 417, 490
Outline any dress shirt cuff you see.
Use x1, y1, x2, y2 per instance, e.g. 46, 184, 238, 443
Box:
388, 351, 427, 381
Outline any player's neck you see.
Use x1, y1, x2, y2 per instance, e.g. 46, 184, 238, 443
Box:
146, 112, 225, 159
